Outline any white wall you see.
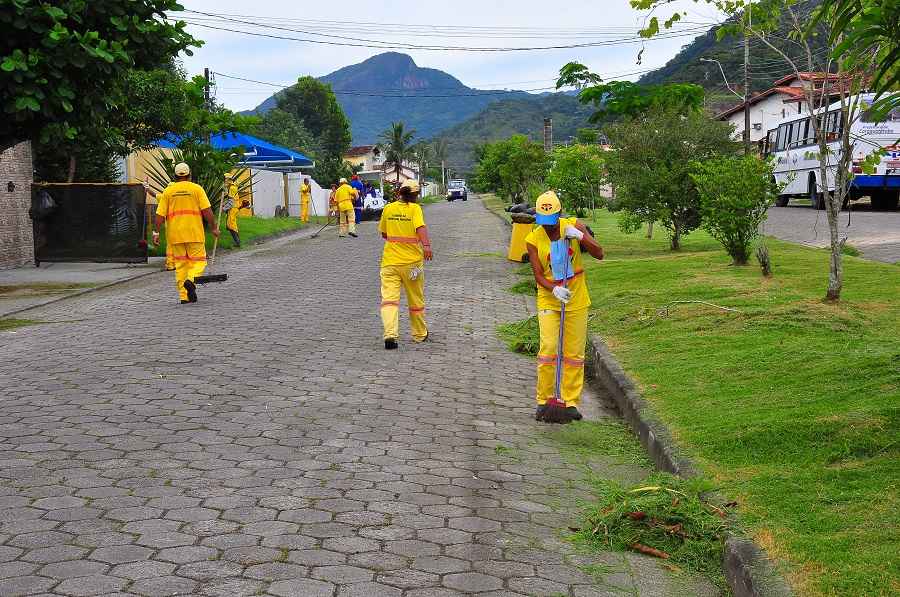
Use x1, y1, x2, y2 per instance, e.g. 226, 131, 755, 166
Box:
248, 170, 329, 218
726, 94, 802, 142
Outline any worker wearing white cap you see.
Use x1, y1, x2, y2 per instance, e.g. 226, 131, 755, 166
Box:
333, 177, 358, 238
378, 179, 432, 349
525, 190, 604, 422
152, 163, 219, 304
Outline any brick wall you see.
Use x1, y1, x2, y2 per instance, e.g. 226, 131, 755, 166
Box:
0, 142, 34, 269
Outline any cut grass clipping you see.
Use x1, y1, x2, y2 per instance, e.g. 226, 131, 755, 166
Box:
497, 316, 540, 355
572, 472, 732, 588
508, 279, 537, 296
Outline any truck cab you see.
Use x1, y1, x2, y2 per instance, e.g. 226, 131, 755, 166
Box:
447, 180, 468, 201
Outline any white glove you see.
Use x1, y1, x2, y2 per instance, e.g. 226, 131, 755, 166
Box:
552, 286, 571, 304
565, 226, 584, 240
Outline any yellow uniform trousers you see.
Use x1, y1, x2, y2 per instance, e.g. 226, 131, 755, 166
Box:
165, 241, 175, 271
536, 307, 588, 407
380, 262, 427, 341
300, 198, 310, 223
339, 207, 356, 236
172, 242, 207, 301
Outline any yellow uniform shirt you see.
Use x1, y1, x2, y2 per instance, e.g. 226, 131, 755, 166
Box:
525, 217, 591, 312
333, 183, 357, 212
379, 201, 425, 266
300, 183, 311, 200
156, 181, 211, 245
226, 184, 239, 231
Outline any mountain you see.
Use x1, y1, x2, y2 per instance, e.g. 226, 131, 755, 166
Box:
249, 52, 529, 144
638, 0, 828, 112
434, 93, 595, 173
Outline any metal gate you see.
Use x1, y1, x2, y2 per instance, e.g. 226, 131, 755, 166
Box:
31, 183, 148, 265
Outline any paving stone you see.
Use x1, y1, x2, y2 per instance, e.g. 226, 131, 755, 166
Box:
0, 561, 39, 579
442, 572, 504, 592
39, 559, 108, 578
130, 575, 198, 596
321, 536, 381, 554
55, 574, 127, 596
90, 545, 154, 564
110, 560, 177, 580
155, 545, 217, 564
174, 559, 243, 581
268, 578, 336, 597
508, 575, 571, 596
0, 575, 56, 596
312, 564, 374, 584
288, 549, 347, 567
336, 582, 403, 597
21, 545, 87, 563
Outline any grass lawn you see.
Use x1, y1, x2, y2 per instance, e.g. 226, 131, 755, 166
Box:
570, 210, 899, 596
149, 215, 311, 257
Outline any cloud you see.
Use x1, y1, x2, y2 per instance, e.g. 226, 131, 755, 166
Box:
175, 0, 722, 111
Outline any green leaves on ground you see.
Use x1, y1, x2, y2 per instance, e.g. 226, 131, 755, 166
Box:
573, 473, 731, 588
496, 316, 540, 356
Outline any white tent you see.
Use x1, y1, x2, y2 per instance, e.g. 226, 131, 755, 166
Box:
248, 170, 330, 219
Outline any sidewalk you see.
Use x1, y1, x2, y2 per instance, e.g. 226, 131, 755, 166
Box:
0, 259, 166, 318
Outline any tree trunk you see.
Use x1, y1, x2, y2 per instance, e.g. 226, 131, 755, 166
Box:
67, 155, 77, 183
670, 223, 681, 250
825, 190, 843, 301
646, 221, 654, 239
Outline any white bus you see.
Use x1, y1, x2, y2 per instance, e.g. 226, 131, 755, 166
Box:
764, 93, 900, 210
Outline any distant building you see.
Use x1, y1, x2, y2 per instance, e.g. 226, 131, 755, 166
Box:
342, 145, 422, 188
343, 145, 385, 173
717, 72, 848, 145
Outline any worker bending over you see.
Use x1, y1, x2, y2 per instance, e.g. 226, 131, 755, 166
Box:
525, 191, 603, 423
152, 163, 219, 304
334, 177, 358, 238
379, 179, 432, 349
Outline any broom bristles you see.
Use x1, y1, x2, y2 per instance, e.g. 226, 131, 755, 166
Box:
539, 397, 571, 424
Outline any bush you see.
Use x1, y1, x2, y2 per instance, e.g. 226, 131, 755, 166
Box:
691, 155, 776, 265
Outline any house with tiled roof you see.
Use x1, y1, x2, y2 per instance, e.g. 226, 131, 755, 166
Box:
716, 72, 848, 146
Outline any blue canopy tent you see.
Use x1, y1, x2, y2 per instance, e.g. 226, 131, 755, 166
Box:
158, 132, 314, 171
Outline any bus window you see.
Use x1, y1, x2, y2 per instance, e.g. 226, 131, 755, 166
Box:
790, 120, 804, 147
777, 123, 789, 151
861, 105, 900, 123
765, 129, 777, 156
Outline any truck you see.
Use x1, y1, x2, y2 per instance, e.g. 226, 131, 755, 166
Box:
446, 180, 468, 202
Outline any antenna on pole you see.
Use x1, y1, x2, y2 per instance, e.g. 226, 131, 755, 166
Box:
543, 118, 553, 153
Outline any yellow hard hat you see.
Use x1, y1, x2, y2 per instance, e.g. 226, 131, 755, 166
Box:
174, 162, 191, 177
535, 190, 561, 225
399, 179, 420, 193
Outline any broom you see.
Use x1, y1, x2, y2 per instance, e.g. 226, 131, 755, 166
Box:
195, 192, 228, 284
540, 238, 573, 424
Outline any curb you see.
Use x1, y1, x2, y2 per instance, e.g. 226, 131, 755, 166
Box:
483, 197, 793, 597
586, 335, 793, 597
0, 223, 323, 320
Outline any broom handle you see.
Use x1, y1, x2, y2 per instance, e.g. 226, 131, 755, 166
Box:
554, 237, 571, 400
210, 190, 226, 265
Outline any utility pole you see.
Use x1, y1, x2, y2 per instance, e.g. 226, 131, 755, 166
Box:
543, 118, 553, 153
204, 67, 211, 110
441, 160, 445, 190
743, 34, 752, 155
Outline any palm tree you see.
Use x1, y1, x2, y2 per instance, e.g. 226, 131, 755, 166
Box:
378, 122, 416, 183
411, 142, 434, 187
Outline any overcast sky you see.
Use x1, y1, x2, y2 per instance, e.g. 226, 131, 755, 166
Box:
175, 0, 724, 112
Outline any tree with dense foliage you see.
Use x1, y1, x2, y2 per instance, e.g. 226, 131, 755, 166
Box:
275, 77, 352, 184
605, 106, 739, 250
546, 144, 608, 217
557, 62, 705, 121
379, 122, 416, 183
0, 0, 198, 152
691, 155, 777, 264
473, 135, 548, 203
254, 109, 319, 157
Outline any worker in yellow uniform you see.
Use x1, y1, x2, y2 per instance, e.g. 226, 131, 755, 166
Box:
525, 190, 604, 423
152, 163, 219, 304
300, 177, 312, 223
378, 179, 432, 350
334, 177, 358, 238
225, 177, 242, 247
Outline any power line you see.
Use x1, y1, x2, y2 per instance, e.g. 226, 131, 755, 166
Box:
175, 15, 714, 53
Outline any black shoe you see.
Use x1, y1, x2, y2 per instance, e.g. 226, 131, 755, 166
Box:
535, 405, 548, 421
183, 279, 197, 303
349, 232, 358, 238
180, 300, 190, 304
566, 406, 583, 421
384, 338, 398, 350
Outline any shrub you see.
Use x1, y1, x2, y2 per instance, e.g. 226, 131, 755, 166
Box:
691, 155, 777, 265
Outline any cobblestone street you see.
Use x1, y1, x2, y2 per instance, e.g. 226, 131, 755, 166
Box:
0, 200, 716, 597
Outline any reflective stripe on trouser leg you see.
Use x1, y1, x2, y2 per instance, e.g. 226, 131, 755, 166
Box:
536, 308, 588, 407
402, 262, 427, 342
172, 242, 207, 301
339, 209, 356, 235
347, 208, 357, 234
380, 265, 401, 340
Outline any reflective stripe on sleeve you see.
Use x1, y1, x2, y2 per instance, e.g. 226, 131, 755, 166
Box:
167, 210, 202, 219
